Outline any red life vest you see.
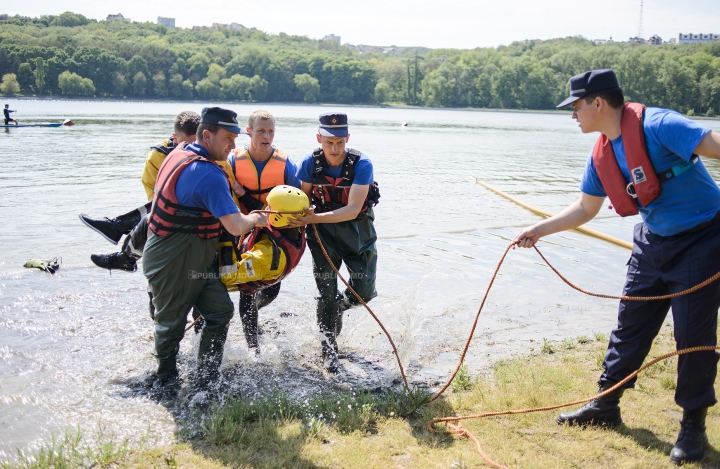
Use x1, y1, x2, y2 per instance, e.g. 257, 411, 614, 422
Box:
310, 148, 380, 214
148, 147, 226, 239
231, 146, 287, 214
237, 226, 306, 295
592, 102, 661, 217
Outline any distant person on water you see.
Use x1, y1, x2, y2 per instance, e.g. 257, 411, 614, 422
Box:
4, 104, 18, 125
143, 107, 266, 389
287, 113, 380, 372
513, 69, 720, 465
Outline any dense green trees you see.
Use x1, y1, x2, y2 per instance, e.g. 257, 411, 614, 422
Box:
1, 12, 719, 115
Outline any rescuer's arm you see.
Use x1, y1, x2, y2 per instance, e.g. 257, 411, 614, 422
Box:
286, 182, 369, 227
219, 212, 267, 237
694, 131, 720, 160
513, 192, 605, 248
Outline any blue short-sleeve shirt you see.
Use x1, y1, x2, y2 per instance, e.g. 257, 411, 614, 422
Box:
174, 143, 240, 218
579, 107, 718, 236
297, 149, 374, 185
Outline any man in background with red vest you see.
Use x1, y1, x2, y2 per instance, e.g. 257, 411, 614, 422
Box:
289, 113, 379, 373
227, 110, 301, 354
514, 69, 720, 465
144, 107, 267, 391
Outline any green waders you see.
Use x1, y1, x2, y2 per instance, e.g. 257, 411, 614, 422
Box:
306, 209, 377, 369
143, 230, 234, 385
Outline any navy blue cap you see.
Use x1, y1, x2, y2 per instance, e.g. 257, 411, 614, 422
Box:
200, 107, 242, 134
556, 69, 620, 108
318, 113, 349, 137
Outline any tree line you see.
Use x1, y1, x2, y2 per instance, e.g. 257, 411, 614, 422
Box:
1, 12, 719, 115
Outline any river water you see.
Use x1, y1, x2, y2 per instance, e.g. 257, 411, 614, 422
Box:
1, 100, 719, 458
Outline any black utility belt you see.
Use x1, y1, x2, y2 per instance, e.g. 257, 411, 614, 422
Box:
663, 210, 720, 240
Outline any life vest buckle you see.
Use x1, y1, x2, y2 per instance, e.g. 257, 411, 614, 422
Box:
626, 182, 638, 199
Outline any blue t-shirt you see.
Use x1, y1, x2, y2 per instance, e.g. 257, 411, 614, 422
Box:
3, 108, 13, 119
174, 143, 240, 218
579, 107, 718, 236
297, 149, 374, 185
229, 147, 301, 188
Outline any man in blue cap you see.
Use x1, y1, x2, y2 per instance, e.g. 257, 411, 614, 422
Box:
289, 113, 380, 372
514, 69, 720, 464
143, 106, 267, 390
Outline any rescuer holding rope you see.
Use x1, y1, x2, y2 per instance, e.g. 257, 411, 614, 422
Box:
514, 69, 720, 465
288, 113, 380, 372
143, 107, 267, 390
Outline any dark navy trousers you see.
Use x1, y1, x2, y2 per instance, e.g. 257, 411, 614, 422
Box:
600, 215, 720, 411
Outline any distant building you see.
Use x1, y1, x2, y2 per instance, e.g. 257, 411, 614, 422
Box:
668, 37, 677, 44
212, 22, 244, 30
107, 13, 130, 22
157, 17, 175, 28
381, 47, 401, 55
628, 36, 646, 44
322, 34, 341, 44
678, 33, 719, 44
648, 34, 662, 45
594, 39, 609, 45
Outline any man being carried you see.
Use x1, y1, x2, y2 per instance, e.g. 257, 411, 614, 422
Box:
513, 69, 720, 465
4, 104, 18, 125
79, 111, 201, 271
226, 110, 301, 353
288, 113, 380, 372
144, 107, 266, 389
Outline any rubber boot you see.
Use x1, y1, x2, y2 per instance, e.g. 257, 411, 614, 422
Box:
335, 291, 356, 336
239, 292, 260, 354
670, 407, 708, 465
191, 308, 204, 334
321, 332, 340, 373
557, 383, 625, 426
195, 329, 227, 389
153, 358, 179, 390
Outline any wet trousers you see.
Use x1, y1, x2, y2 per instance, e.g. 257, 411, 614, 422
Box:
307, 212, 377, 345
600, 216, 720, 410
238, 283, 281, 349
144, 231, 234, 377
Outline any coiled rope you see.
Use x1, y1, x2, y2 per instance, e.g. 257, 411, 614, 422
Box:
193, 211, 720, 468
309, 234, 720, 468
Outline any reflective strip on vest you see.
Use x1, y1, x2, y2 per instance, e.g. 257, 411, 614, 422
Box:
592, 102, 661, 217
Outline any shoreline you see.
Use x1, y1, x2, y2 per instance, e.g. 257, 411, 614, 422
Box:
4, 95, 719, 121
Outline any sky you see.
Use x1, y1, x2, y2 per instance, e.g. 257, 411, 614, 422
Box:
5, 0, 720, 49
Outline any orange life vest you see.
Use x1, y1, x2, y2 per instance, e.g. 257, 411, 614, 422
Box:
148, 147, 226, 239
231, 146, 287, 213
592, 102, 661, 217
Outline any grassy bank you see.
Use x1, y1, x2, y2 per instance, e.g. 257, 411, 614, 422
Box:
4, 322, 719, 468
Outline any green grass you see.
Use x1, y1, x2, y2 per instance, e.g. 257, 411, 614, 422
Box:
4, 324, 719, 468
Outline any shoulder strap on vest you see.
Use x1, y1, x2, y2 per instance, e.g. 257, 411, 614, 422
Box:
150, 136, 176, 156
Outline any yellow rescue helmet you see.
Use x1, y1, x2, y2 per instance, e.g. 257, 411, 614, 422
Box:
266, 185, 310, 227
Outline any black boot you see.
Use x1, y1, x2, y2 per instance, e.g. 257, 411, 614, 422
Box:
78, 207, 143, 244
557, 383, 625, 426
670, 407, 708, 465
239, 292, 260, 353
153, 358, 179, 390
321, 335, 340, 373
196, 328, 228, 389
90, 252, 137, 272
191, 307, 204, 334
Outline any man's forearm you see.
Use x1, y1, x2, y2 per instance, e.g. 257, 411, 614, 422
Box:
220, 212, 262, 236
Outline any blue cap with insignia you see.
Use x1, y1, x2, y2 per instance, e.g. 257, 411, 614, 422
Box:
318, 113, 349, 137
556, 69, 620, 108
200, 107, 243, 134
